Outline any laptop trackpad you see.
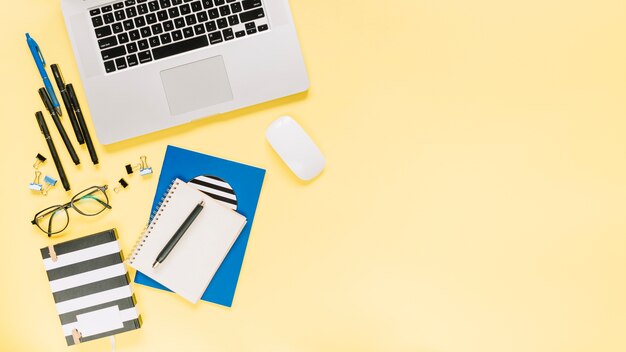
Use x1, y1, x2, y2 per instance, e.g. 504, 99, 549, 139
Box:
160, 56, 233, 116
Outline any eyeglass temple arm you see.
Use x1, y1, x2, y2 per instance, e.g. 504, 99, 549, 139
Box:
81, 194, 112, 209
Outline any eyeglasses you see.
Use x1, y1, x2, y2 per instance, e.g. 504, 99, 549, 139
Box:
31, 185, 112, 237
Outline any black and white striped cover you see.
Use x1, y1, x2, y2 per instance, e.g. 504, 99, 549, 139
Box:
188, 175, 238, 211
40, 229, 141, 346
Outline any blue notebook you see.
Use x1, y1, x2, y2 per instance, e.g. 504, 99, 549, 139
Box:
134, 145, 265, 307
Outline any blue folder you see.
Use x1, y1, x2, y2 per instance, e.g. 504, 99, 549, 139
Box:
134, 145, 266, 307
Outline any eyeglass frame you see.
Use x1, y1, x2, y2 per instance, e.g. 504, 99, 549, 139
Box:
31, 185, 112, 237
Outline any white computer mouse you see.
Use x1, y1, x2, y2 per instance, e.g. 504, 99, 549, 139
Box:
266, 116, 326, 181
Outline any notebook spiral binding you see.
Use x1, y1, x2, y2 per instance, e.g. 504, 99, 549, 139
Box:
128, 179, 181, 265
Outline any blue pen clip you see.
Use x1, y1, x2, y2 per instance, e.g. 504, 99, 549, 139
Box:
35, 42, 45, 66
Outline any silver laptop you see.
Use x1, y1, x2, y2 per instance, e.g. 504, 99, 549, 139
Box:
61, 0, 309, 144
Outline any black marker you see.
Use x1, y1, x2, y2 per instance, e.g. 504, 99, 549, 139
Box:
50, 64, 84, 145
35, 112, 70, 191
39, 87, 80, 165
67, 84, 99, 165
153, 201, 205, 268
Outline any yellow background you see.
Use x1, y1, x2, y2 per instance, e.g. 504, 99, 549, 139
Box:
1, 0, 625, 351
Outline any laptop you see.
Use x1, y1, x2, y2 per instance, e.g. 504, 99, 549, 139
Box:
61, 0, 309, 144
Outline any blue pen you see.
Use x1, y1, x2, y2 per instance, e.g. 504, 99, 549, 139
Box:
26, 33, 62, 116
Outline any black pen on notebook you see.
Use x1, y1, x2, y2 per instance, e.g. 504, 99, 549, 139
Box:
153, 201, 205, 269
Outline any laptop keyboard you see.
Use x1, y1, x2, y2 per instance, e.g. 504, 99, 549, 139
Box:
89, 0, 269, 73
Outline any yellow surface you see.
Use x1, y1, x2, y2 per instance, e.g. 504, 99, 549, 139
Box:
1, 0, 626, 351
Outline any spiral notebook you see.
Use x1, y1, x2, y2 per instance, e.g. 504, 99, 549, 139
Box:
129, 178, 247, 304
40, 229, 141, 346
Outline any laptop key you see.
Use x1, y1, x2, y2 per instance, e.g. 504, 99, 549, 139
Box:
157, 10, 168, 21
223, 28, 234, 40
90, 9, 101, 16
92, 16, 104, 27
118, 32, 130, 44
115, 57, 128, 70
101, 45, 127, 60
180, 4, 191, 15
146, 13, 157, 24
126, 7, 138, 17
227, 15, 238, 26
185, 14, 197, 25
95, 25, 112, 38
148, 1, 159, 11
172, 0, 183, 4
123, 19, 135, 30
239, 8, 264, 22
183, 27, 194, 38
163, 20, 174, 31
234, 30, 245, 38
127, 54, 139, 66
125, 0, 137, 5
245, 22, 255, 30
214, 0, 225, 5
208, 8, 219, 19
230, 2, 241, 13
194, 24, 205, 35
202, 0, 213, 8
205, 20, 217, 32
127, 42, 139, 53
137, 4, 149, 14
172, 30, 183, 41
152, 23, 164, 34
208, 31, 222, 44
138, 50, 153, 63
98, 36, 118, 49
191, 1, 203, 12
168, 7, 180, 18
102, 5, 113, 12
258, 24, 268, 31
113, 2, 125, 9
175, 18, 186, 28
138, 39, 149, 50
160, 33, 173, 44
112, 23, 124, 33
241, 0, 261, 10
159, 0, 172, 8
134, 16, 147, 27
103, 13, 115, 24
149, 36, 161, 47
197, 11, 208, 22
114, 10, 126, 21
130, 29, 141, 40
140, 27, 152, 38
152, 35, 209, 60
219, 5, 230, 16
246, 27, 256, 35
217, 18, 227, 29
104, 60, 116, 73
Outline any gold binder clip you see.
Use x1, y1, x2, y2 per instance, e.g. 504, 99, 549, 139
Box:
29, 171, 43, 192
114, 178, 129, 193
125, 155, 153, 176
48, 245, 58, 262
71, 329, 82, 344
33, 153, 47, 169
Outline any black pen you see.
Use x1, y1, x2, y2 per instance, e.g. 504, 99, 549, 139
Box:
39, 87, 80, 165
153, 201, 205, 269
67, 84, 99, 165
50, 64, 84, 145
35, 111, 70, 191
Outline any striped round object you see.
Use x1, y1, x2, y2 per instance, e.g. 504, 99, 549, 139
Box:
188, 175, 238, 211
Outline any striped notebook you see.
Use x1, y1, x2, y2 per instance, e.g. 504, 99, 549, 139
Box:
40, 229, 141, 346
